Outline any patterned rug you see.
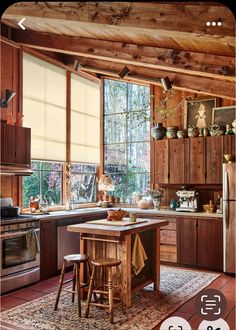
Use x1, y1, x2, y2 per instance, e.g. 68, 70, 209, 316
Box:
1, 266, 220, 330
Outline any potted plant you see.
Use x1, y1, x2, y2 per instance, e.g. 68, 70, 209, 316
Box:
146, 188, 164, 210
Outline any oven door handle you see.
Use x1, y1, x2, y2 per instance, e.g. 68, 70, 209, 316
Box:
0, 228, 40, 239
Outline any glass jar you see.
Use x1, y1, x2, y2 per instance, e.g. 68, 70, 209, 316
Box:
166, 126, 178, 139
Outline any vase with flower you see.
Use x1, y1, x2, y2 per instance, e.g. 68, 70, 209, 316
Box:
146, 188, 164, 210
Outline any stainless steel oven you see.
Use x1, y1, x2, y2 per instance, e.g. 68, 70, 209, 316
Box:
0, 217, 40, 294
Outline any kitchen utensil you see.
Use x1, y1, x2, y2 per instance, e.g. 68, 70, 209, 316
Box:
1, 205, 21, 217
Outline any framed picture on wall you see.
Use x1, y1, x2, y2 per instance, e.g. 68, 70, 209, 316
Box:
212, 105, 236, 126
184, 98, 219, 129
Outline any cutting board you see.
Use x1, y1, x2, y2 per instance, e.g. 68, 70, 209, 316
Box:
86, 218, 147, 226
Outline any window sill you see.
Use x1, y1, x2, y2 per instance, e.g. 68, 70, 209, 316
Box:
22, 203, 98, 213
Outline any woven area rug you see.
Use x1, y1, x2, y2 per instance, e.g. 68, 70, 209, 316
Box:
1, 266, 220, 330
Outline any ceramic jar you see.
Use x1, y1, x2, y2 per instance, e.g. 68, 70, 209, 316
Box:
166, 126, 178, 139
209, 124, 225, 136
151, 123, 167, 140
187, 125, 199, 138
203, 127, 209, 136
232, 119, 236, 134
177, 129, 187, 138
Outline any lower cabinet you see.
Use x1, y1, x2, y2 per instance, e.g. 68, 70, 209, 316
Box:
40, 220, 57, 280
177, 217, 223, 271
40, 212, 107, 280
177, 218, 197, 266
197, 218, 223, 270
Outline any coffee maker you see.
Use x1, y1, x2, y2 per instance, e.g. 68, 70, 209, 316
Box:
175, 187, 199, 212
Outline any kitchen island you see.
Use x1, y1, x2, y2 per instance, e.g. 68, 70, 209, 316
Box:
67, 218, 168, 307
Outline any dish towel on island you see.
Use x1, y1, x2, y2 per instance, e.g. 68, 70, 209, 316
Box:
26, 229, 40, 258
131, 234, 148, 275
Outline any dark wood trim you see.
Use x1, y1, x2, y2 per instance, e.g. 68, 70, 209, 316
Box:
0, 35, 20, 48
18, 45, 23, 115
66, 70, 71, 163
65, 70, 71, 204
22, 46, 68, 70
100, 77, 104, 177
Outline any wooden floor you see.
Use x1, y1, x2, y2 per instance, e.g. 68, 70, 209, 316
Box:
1, 267, 235, 330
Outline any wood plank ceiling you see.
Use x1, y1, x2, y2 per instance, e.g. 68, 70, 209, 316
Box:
1, 1, 235, 100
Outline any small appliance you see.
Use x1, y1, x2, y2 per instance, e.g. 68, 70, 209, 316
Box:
175, 188, 199, 212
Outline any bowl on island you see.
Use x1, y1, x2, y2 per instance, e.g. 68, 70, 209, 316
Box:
107, 209, 127, 221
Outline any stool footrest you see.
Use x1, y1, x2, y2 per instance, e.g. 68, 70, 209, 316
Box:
90, 302, 110, 308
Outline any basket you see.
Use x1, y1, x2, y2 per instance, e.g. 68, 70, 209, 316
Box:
107, 209, 127, 221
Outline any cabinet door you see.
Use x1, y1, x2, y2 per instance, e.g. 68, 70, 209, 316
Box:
197, 218, 223, 271
40, 220, 57, 279
206, 136, 223, 184
189, 138, 205, 184
169, 139, 189, 184
177, 218, 197, 266
15, 126, 31, 165
1, 123, 16, 163
223, 135, 236, 162
154, 140, 169, 184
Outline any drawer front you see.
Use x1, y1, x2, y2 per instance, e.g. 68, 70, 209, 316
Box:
160, 245, 177, 262
161, 220, 176, 230
160, 229, 176, 245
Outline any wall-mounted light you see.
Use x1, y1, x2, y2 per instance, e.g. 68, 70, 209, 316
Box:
161, 76, 172, 92
0, 89, 16, 108
118, 66, 130, 78
73, 59, 80, 71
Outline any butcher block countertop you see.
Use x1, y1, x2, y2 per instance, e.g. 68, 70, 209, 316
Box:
24, 207, 222, 221
67, 218, 169, 237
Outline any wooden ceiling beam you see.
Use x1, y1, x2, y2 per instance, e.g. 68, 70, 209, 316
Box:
12, 30, 235, 81
69, 57, 235, 100
3, 2, 235, 44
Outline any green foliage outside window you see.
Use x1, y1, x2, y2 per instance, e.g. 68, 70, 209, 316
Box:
104, 79, 150, 202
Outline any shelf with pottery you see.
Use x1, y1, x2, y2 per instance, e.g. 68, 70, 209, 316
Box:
67, 218, 168, 308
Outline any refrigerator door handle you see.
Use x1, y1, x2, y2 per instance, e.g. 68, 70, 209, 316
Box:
224, 201, 229, 229
223, 169, 229, 201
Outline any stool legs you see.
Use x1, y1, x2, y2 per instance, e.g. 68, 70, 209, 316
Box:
85, 265, 96, 318
54, 260, 66, 311
76, 263, 81, 317
72, 264, 76, 303
108, 267, 114, 323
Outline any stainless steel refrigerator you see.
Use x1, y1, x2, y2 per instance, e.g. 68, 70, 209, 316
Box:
223, 163, 236, 274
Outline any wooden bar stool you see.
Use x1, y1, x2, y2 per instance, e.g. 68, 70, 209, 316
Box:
85, 257, 124, 323
54, 254, 90, 317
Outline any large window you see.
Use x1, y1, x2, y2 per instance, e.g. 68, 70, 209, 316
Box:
104, 79, 150, 202
23, 161, 63, 207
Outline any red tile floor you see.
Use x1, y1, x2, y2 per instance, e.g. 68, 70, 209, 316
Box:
1, 269, 235, 330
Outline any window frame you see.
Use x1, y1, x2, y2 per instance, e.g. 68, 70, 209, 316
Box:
103, 78, 151, 201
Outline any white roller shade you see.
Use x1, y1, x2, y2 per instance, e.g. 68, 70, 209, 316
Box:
23, 54, 66, 161
71, 74, 100, 163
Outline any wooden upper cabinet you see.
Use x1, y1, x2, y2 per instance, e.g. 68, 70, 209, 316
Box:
223, 135, 236, 162
155, 140, 169, 184
1, 122, 31, 165
206, 136, 223, 184
169, 139, 189, 184
15, 126, 31, 165
1, 123, 16, 164
189, 137, 205, 184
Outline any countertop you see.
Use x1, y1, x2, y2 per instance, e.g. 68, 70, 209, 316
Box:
67, 218, 169, 237
22, 206, 222, 220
